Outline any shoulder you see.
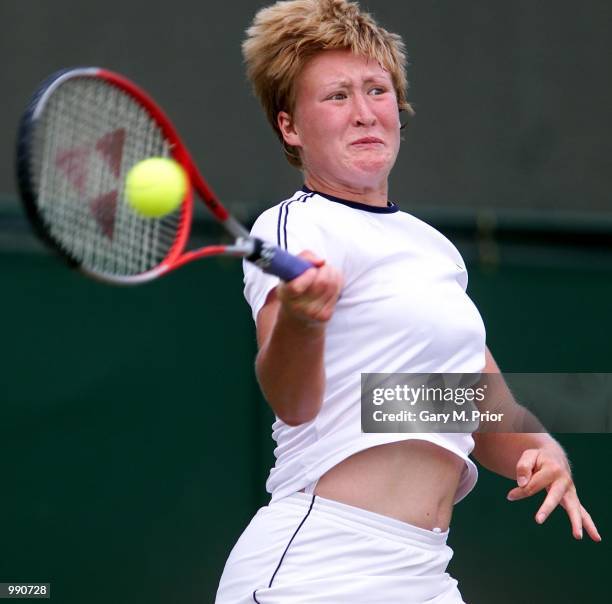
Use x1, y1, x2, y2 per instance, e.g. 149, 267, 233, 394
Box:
394, 209, 445, 238
396, 209, 466, 264
250, 189, 329, 247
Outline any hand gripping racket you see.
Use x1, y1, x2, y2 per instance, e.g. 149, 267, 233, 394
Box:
16, 67, 312, 285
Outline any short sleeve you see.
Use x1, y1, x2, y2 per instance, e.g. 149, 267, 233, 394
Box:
455, 259, 469, 291
243, 198, 329, 322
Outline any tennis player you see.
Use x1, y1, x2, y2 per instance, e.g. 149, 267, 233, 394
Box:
216, 1, 601, 602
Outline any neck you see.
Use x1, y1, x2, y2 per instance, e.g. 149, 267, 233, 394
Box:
303, 173, 389, 207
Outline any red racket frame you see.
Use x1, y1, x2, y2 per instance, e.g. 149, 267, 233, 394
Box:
18, 67, 311, 285
96, 68, 247, 280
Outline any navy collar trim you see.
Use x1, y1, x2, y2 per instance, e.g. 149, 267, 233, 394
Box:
301, 186, 399, 214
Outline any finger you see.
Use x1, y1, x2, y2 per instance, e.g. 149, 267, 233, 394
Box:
293, 283, 333, 318
288, 268, 340, 320
317, 290, 342, 321
507, 467, 558, 501
297, 249, 325, 267
534, 479, 571, 524
281, 267, 319, 298
309, 266, 343, 299
309, 273, 343, 321
280, 262, 343, 322
301, 283, 333, 320
312, 301, 334, 322
515, 448, 539, 487
579, 505, 602, 542
309, 265, 338, 295
541, 487, 581, 537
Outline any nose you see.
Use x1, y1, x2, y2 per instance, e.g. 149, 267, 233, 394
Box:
351, 92, 376, 127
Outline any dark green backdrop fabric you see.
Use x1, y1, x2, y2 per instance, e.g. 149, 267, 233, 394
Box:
1, 249, 610, 603
2, 1, 610, 598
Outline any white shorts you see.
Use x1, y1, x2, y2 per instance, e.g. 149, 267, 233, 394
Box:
215, 492, 465, 604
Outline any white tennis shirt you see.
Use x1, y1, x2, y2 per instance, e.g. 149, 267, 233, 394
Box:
243, 188, 487, 503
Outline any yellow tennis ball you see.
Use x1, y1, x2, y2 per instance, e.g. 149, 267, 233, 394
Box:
125, 157, 187, 218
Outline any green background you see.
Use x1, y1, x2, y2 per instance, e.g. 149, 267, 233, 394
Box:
1, 0, 611, 600
1, 215, 610, 603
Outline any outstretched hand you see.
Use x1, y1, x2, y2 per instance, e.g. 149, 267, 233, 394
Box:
506, 447, 601, 542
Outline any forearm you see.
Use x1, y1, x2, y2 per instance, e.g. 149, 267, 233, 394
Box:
474, 347, 569, 479
256, 308, 326, 426
474, 378, 557, 477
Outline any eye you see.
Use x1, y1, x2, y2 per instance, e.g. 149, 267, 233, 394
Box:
369, 87, 387, 96
326, 91, 347, 101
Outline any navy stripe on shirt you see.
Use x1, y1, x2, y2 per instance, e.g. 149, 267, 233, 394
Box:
275, 191, 313, 250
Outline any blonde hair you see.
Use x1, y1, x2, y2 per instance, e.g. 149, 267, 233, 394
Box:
242, 0, 413, 168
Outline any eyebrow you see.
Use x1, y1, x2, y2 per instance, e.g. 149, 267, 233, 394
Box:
323, 76, 389, 88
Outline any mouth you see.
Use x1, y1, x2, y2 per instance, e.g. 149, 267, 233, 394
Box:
351, 137, 384, 146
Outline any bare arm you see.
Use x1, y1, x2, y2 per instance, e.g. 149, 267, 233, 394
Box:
472, 347, 559, 479
472, 347, 601, 541
255, 251, 343, 426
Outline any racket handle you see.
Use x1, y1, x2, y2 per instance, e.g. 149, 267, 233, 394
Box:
247, 238, 313, 281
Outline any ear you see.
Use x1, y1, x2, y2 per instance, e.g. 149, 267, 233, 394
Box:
277, 111, 302, 148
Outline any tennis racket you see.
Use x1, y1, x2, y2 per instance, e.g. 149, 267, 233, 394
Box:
16, 67, 312, 285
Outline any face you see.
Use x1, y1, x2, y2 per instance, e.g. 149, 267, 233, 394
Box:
278, 49, 401, 195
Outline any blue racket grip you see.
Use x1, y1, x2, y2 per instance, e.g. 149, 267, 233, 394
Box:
247, 238, 314, 281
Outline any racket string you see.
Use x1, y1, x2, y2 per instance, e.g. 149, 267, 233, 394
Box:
32, 75, 182, 276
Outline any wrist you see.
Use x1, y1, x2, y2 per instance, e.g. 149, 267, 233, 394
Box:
540, 439, 571, 467
277, 304, 328, 333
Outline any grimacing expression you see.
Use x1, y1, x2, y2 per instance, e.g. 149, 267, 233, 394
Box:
279, 49, 402, 191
